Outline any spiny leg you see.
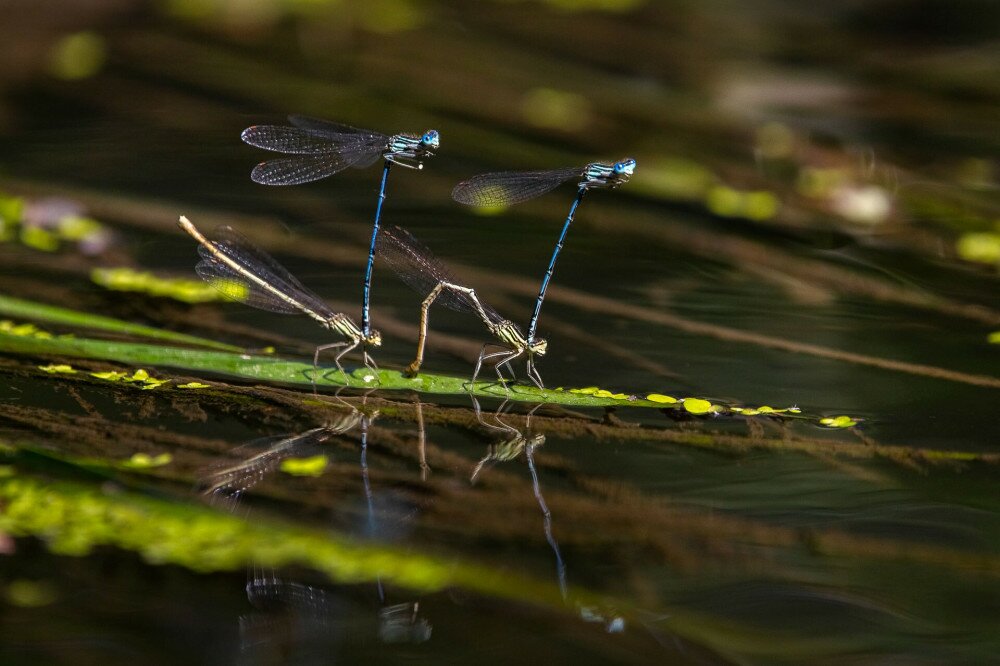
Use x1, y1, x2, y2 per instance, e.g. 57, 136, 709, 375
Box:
331, 339, 361, 382
311, 341, 349, 395
471, 343, 516, 393
494, 347, 525, 386
526, 355, 545, 389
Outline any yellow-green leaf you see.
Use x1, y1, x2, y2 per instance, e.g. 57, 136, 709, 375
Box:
280, 455, 329, 477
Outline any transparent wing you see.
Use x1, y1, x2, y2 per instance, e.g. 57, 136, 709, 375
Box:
196, 226, 335, 319
240, 125, 371, 155
376, 225, 504, 324
452, 167, 582, 207
288, 115, 387, 142
203, 427, 336, 498
250, 154, 353, 186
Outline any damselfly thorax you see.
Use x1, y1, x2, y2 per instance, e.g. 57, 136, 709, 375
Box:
385, 131, 439, 169
581, 158, 636, 189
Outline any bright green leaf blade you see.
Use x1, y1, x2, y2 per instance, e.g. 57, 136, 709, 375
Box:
0, 294, 241, 352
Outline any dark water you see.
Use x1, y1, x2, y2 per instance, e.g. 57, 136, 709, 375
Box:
0, 1, 998, 663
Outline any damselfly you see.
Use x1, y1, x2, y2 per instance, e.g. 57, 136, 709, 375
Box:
452, 158, 635, 381
376, 224, 548, 389
241, 115, 440, 340
178, 215, 381, 379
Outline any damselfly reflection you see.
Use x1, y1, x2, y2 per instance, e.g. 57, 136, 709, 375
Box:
241, 115, 440, 338
201, 408, 363, 506
454, 159, 636, 378
377, 224, 548, 390
199, 408, 431, 657
178, 216, 381, 383
470, 399, 565, 599
470, 399, 625, 632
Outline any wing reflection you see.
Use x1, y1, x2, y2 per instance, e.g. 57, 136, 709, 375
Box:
198, 404, 431, 662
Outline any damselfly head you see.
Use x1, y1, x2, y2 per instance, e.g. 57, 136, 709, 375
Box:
421, 130, 440, 149
529, 337, 548, 356
613, 158, 637, 177
366, 329, 383, 347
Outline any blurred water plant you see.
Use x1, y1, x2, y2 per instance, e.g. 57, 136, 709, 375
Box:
0, 471, 599, 610
92, 267, 223, 303
48, 32, 107, 81
0, 295, 241, 352
1, 192, 114, 255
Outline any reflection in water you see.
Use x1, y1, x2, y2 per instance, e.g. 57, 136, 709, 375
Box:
200, 404, 431, 660
471, 399, 624, 634
359, 410, 432, 644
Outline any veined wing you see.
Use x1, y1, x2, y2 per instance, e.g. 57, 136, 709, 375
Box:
196, 226, 335, 320
376, 225, 504, 324
452, 166, 582, 207
202, 427, 337, 499
249, 136, 386, 185
241, 125, 371, 155
288, 115, 386, 141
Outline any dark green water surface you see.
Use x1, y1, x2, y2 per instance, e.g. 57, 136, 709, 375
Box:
0, 2, 997, 663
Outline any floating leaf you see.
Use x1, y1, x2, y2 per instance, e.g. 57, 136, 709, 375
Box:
120, 453, 173, 470
92, 267, 222, 304
682, 398, 714, 415
19, 226, 60, 252
129, 369, 150, 381
90, 371, 129, 381
38, 364, 76, 374
819, 415, 859, 428
5, 580, 57, 608
279, 455, 329, 477
177, 382, 210, 389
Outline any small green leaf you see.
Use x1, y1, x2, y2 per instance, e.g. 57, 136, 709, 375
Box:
177, 382, 210, 389
682, 398, 714, 414
819, 415, 859, 428
280, 455, 329, 477
20, 226, 60, 252
120, 452, 172, 469
38, 364, 76, 374
5, 580, 57, 608
90, 371, 129, 381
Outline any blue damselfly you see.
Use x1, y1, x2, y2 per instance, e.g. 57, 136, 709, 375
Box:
241, 115, 440, 339
452, 158, 635, 371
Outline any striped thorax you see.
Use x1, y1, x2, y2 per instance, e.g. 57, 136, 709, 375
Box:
581, 158, 636, 190
489, 319, 547, 358
385, 130, 439, 169
327, 312, 381, 348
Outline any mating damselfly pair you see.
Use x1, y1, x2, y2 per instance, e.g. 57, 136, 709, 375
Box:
178, 114, 635, 391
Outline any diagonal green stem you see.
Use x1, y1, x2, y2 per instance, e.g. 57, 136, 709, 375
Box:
0, 294, 241, 352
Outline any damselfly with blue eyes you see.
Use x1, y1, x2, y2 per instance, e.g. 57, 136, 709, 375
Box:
376, 224, 548, 390
452, 158, 636, 378
178, 216, 381, 381
240, 115, 440, 341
